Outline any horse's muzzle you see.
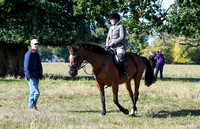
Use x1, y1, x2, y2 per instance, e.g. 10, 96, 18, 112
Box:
68, 69, 78, 77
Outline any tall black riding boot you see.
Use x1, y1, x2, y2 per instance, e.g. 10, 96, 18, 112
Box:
121, 60, 129, 79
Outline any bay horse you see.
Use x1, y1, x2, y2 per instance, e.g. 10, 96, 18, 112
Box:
67, 42, 155, 116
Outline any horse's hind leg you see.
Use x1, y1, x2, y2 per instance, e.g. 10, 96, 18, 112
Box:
112, 83, 129, 115
132, 75, 142, 116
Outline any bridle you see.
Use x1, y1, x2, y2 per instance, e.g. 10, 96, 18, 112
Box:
68, 47, 108, 77
68, 48, 100, 70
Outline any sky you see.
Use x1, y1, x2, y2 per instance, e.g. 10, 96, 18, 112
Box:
163, 0, 175, 10
147, 0, 175, 46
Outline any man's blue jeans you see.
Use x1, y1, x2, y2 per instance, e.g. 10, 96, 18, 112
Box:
28, 78, 40, 109
155, 65, 164, 79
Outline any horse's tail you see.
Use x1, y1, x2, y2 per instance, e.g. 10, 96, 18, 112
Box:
141, 56, 156, 87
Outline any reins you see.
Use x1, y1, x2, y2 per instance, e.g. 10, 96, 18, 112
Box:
78, 54, 100, 76
93, 55, 108, 78
79, 54, 108, 77
78, 54, 100, 70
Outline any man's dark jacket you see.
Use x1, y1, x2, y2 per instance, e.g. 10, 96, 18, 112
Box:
24, 50, 43, 80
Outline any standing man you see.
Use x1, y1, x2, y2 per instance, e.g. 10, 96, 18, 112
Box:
154, 49, 165, 80
106, 12, 129, 79
24, 39, 43, 110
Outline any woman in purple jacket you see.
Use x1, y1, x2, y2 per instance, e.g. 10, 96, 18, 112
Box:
154, 49, 165, 80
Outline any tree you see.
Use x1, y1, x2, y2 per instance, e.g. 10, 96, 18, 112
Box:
52, 47, 69, 62
142, 36, 174, 64
38, 46, 53, 62
126, 34, 148, 55
143, 36, 200, 64
0, 0, 166, 77
163, 0, 200, 46
2, 0, 198, 77
172, 43, 192, 64
0, 0, 98, 45
0, 0, 100, 77
172, 37, 200, 64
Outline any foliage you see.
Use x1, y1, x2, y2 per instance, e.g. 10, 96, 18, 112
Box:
0, 0, 167, 46
0, 0, 5, 5
126, 34, 148, 55
1, 0, 199, 48
38, 46, 53, 61
38, 46, 70, 62
0, 0, 96, 46
172, 43, 192, 64
172, 37, 200, 64
143, 36, 200, 64
52, 47, 70, 62
143, 37, 173, 63
166, 0, 199, 37
172, 35, 200, 47
164, 0, 200, 46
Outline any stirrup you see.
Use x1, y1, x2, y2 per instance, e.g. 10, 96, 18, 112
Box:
124, 72, 129, 79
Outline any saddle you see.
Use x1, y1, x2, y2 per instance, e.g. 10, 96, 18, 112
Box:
105, 48, 128, 77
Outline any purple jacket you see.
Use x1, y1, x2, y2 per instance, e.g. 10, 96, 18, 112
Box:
154, 53, 165, 66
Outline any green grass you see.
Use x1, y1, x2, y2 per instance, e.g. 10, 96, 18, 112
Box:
0, 63, 200, 128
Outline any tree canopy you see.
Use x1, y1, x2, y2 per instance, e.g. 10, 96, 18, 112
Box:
0, 0, 97, 46
164, 0, 200, 47
165, 0, 199, 37
0, 0, 199, 46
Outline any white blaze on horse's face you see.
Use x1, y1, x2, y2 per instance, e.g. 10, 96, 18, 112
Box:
69, 54, 74, 66
68, 53, 78, 77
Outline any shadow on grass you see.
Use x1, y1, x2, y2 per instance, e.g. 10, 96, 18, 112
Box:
155, 77, 200, 82
0, 79, 24, 82
44, 74, 200, 83
68, 110, 120, 114
43, 74, 95, 80
1, 74, 199, 82
151, 109, 200, 118
68, 110, 141, 117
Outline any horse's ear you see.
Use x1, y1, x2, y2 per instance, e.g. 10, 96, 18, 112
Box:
71, 45, 78, 50
67, 46, 71, 50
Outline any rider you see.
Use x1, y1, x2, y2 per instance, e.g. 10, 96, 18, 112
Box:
106, 12, 129, 79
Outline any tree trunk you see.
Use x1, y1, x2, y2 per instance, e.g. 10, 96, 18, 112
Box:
0, 42, 28, 77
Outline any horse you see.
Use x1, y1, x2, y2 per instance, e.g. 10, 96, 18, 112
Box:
67, 42, 156, 116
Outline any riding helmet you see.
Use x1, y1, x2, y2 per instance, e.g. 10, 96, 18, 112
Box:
109, 12, 120, 21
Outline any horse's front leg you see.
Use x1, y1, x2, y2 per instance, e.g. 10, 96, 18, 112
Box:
95, 81, 106, 116
112, 83, 129, 115
125, 80, 136, 117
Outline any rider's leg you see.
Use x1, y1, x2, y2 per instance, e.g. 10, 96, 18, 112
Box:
117, 53, 129, 79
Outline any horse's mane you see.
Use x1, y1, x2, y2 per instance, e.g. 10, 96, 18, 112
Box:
73, 42, 109, 55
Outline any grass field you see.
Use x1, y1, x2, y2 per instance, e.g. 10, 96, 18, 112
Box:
0, 63, 200, 128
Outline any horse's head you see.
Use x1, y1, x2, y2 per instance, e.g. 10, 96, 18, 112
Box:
67, 45, 83, 77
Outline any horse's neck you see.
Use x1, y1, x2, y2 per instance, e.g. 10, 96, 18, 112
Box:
81, 50, 105, 70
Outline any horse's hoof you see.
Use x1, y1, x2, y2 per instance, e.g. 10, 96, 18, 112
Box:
123, 109, 129, 115
129, 109, 136, 117
129, 113, 136, 117
101, 112, 106, 116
